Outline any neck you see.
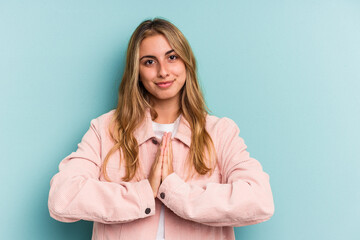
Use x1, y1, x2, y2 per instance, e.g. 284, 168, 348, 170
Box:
151, 97, 180, 124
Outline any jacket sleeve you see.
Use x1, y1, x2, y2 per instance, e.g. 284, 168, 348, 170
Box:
157, 118, 274, 227
48, 118, 155, 224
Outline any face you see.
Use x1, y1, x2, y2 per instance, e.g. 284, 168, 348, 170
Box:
139, 34, 186, 106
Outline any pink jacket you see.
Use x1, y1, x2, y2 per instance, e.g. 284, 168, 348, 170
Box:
48, 109, 274, 240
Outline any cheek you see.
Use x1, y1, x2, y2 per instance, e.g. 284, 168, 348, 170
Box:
172, 63, 186, 78
139, 68, 155, 83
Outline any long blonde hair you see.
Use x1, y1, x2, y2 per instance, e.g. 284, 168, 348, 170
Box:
102, 18, 216, 181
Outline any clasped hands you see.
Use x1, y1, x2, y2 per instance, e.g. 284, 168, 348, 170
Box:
148, 132, 174, 198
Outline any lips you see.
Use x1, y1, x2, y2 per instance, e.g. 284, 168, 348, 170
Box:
156, 80, 174, 88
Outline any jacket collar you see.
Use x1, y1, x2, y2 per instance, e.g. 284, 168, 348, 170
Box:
133, 109, 191, 147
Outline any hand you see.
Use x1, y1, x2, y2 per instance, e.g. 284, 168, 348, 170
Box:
148, 134, 166, 198
162, 132, 174, 181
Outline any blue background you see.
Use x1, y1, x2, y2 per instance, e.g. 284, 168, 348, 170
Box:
1, 1, 359, 239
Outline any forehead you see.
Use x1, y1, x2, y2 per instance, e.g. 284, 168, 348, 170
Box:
139, 34, 172, 56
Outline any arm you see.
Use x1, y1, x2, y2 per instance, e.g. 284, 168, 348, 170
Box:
48, 118, 155, 224
157, 118, 274, 227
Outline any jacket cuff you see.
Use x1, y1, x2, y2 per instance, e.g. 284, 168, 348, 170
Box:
135, 179, 156, 217
157, 173, 185, 206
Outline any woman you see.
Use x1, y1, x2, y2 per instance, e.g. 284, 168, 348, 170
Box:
48, 18, 274, 240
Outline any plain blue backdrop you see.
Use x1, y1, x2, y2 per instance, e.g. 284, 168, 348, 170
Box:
1, 1, 359, 239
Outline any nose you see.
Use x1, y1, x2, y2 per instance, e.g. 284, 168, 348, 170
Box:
157, 62, 169, 78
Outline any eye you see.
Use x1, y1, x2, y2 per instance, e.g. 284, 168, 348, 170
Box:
144, 59, 155, 65
168, 55, 178, 61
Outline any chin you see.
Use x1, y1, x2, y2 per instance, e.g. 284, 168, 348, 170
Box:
153, 93, 180, 101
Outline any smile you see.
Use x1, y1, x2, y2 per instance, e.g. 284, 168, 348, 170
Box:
155, 80, 174, 89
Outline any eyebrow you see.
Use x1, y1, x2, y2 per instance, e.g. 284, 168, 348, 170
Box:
139, 49, 175, 61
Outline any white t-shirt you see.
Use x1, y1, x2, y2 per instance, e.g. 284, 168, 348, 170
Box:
151, 116, 181, 240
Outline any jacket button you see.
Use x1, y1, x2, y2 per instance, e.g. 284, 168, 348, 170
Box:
145, 208, 151, 214
151, 139, 158, 145
160, 192, 165, 199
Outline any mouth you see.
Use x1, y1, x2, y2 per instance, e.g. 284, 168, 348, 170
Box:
155, 80, 175, 89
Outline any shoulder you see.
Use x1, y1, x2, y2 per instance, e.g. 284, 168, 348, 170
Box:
205, 114, 240, 135
91, 109, 116, 124
88, 109, 116, 135
205, 114, 244, 166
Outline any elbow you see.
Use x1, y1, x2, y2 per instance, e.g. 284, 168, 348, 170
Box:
252, 176, 275, 223
48, 190, 74, 223
238, 188, 275, 226
251, 192, 275, 224
48, 177, 67, 219
258, 200, 275, 222
234, 200, 274, 227
48, 206, 79, 223
48, 175, 82, 223
48, 194, 80, 223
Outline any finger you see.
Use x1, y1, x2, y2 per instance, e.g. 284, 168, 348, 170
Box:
169, 138, 173, 160
154, 143, 161, 161
167, 137, 174, 174
167, 138, 172, 167
167, 132, 172, 143
160, 142, 165, 163
166, 132, 171, 149
161, 133, 168, 153
161, 134, 165, 148
162, 133, 169, 152
163, 140, 168, 165
154, 143, 163, 167
152, 154, 162, 174
161, 133, 171, 177
153, 137, 165, 171
152, 153, 159, 172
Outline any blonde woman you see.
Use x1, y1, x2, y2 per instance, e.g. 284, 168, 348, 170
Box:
48, 18, 274, 240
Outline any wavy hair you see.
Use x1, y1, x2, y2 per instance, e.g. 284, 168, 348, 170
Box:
102, 18, 216, 181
